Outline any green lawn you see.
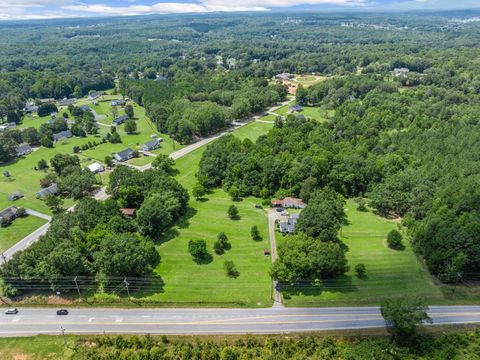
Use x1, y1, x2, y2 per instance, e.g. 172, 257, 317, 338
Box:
0, 215, 47, 252
0, 335, 73, 359
281, 199, 442, 306
300, 106, 332, 122
135, 120, 276, 307
275, 105, 290, 117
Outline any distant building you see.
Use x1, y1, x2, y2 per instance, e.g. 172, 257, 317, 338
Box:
111, 99, 126, 107
57, 98, 77, 106
276, 73, 293, 81
392, 68, 410, 77
8, 191, 23, 201
141, 138, 162, 151
155, 75, 168, 81
0, 123, 16, 132
114, 148, 135, 162
79, 105, 91, 112
121, 208, 136, 217
36, 183, 58, 198
15, 144, 33, 157
112, 115, 129, 126
271, 197, 306, 209
288, 105, 303, 113
86, 162, 105, 174
52, 130, 72, 142
279, 213, 300, 234
88, 92, 103, 100
296, 114, 307, 121
0, 206, 18, 222
38, 98, 55, 104
24, 103, 38, 113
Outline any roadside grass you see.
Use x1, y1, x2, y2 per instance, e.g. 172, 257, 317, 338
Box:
0, 335, 73, 359
275, 105, 290, 117
259, 114, 277, 121
0, 215, 47, 252
281, 199, 443, 306
235, 121, 274, 141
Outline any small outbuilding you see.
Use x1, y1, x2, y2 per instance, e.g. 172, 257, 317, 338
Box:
86, 162, 105, 174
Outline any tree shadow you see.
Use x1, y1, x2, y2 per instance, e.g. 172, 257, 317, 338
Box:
229, 215, 241, 221
280, 275, 358, 298
176, 207, 197, 229
156, 228, 179, 245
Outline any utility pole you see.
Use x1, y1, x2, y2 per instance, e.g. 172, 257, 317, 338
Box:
73, 276, 81, 298
123, 277, 130, 298
60, 326, 67, 348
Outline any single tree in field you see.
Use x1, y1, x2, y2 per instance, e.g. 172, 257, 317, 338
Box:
124, 104, 134, 119
214, 232, 230, 255
228, 205, 239, 220
387, 229, 403, 250
380, 296, 432, 343
124, 119, 137, 134
188, 239, 209, 263
224, 260, 239, 278
192, 183, 206, 200
355, 263, 366, 279
251, 225, 261, 241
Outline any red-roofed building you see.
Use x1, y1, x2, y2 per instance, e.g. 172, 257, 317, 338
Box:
121, 208, 136, 217
271, 197, 306, 209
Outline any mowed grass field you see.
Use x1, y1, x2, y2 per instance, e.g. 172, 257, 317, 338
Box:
281, 199, 442, 306
0, 215, 47, 252
143, 121, 275, 306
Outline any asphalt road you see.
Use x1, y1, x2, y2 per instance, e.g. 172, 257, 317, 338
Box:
1, 306, 480, 336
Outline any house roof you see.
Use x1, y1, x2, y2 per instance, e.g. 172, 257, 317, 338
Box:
0, 206, 18, 219
86, 162, 104, 173
114, 148, 134, 161
142, 139, 161, 150
289, 105, 303, 112
53, 130, 72, 141
15, 144, 32, 156
8, 191, 23, 201
121, 208, 136, 216
113, 115, 129, 124
57, 98, 76, 106
36, 183, 58, 198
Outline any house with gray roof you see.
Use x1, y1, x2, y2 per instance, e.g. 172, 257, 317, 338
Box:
57, 98, 77, 106
53, 130, 72, 142
141, 138, 162, 151
111, 99, 126, 107
15, 144, 33, 157
8, 191, 23, 201
112, 115, 129, 126
288, 105, 303, 113
114, 148, 135, 162
88, 92, 103, 100
36, 183, 58, 198
279, 213, 300, 234
0, 206, 18, 221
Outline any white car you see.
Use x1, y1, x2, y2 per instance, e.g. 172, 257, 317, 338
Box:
4, 308, 18, 315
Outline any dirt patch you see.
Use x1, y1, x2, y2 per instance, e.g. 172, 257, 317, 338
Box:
12, 353, 29, 360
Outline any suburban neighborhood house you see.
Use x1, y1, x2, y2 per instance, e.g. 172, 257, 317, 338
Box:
52, 130, 73, 142
288, 105, 303, 113
271, 197, 306, 209
15, 143, 33, 157
86, 162, 105, 174
392, 67, 410, 77
279, 213, 300, 234
114, 148, 135, 162
141, 138, 162, 151
112, 114, 129, 126
111, 99, 126, 107
0, 206, 19, 222
36, 183, 58, 198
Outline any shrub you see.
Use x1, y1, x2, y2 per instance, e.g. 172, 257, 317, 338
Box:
214, 232, 230, 254
224, 260, 239, 278
355, 263, 366, 278
73, 146, 81, 153
228, 205, 238, 219
0, 217, 12, 228
251, 225, 261, 240
16, 207, 27, 217
188, 239, 209, 262
387, 230, 403, 250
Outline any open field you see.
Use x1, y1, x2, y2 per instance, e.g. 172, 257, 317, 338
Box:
300, 106, 333, 122
281, 199, 443, 306
139, 120, 275, 306
294, 74, 328, 87
0, 215, 47, 253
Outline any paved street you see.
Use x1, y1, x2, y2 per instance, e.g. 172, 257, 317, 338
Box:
1, 306, 479, 336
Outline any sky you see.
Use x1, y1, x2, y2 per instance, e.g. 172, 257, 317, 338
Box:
0, 0, 479, 21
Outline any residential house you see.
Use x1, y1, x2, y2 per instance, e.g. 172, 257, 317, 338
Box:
279, 213, 300, 234
52, 130, 72, 142
112, 115, 129, 126
0, 206, 18, 222
86, 162, 105, 174
271, 197, 306, 209
111, 99, 126, 107
276, 73, 293, 81
24, 103, 38, 113
57, 98, 77, 106
36, 183, 58, 198
0, 123, 16, 132
88, 92, 103, 101
38, 98, 55, 104
288, 105, 303, 113
121, 208, 136, 217
8, 191, 23, 201
15, 144, 33, 157
392, 68, 410, 77
114, 148, 135, 162
141, 138, 162, 151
